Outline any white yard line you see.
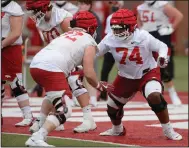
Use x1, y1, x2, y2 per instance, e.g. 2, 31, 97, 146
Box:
2, 132, 139, 147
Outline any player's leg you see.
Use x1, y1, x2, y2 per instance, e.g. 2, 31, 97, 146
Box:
68, 69, 96, 133
26, 92, 72, 147
143, 80, 182, 140
161, 51, 182, 106
99, 93, 127, 136
9, 74, 34, 127
100, 75, 136, 136
2, 45, 33, 126
26, 68, 72, 146
83, 78, 97, 107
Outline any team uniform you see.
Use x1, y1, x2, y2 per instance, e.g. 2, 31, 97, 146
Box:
137, 1, 174, 82
2, 1, 24, 81
1, 1, 33, 126
26, 30, 98, 147
35, 6, 88, 98
97, 28, 166, 99
97, 9, 182, 141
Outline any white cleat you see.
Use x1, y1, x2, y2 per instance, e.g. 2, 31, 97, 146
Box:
29, 119, 40, 133
15, 118, 34, 127
25, 132, 54, 147
99, 126, 126, 136
55, 124, 64, 131
73, 119, 97, 133
164, 129, 183, 140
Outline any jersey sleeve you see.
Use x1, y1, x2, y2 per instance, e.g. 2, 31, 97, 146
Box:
96, 37, 110, 57
54, 7, 73, 26
2, 1, 24, 16
146, 31, 168, 57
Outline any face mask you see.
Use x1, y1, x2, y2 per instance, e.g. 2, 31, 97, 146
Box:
112, 6, 119, 12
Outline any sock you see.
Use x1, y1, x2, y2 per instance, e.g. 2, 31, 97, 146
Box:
168, 86, 177, 94
21, 106, 32, 119
82, 105, 92, 119
39, 112, 47, 127
38, 127, 48, 138
161, 122, 173, 132
113, 123, 123, 132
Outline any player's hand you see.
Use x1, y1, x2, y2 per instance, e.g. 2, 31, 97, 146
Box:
96, 81, 114, 93
158, 24, 174, 36
157, 56, 168, 68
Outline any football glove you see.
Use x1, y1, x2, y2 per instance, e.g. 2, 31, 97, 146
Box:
96, 81, 114, 93
157, 56, 168, 68
158, 24, 174, 36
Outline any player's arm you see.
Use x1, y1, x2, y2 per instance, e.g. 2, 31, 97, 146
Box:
163, 3, 183, 30
60, 17, 73, 32
137, 12, 143, 28
83, 45, 114, 92
148, 32, 168, 56
83, 45, 99, 88
96, 38, 110, 57
2, 15, 23, 49
148, 32, 168, 68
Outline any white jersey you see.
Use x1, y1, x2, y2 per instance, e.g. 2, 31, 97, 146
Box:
105, 14, 113, 34
36, 6, 73, 43
1, 1, 24, 45
30, 30, 97, 76
137, 1, 170, 32
97, 29, 168, 79
52, 2, 78, 15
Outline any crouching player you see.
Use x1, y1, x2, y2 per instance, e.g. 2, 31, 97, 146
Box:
97, 9, 182, 140
25, 11, 114, 147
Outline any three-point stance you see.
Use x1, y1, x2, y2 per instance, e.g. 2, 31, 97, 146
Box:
97, 9, 182, 141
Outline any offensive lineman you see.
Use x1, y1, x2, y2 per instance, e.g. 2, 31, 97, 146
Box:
25, 0, 96, 133
1, 0, 33, 126
25, 11, 114, 147
97, 9, 182, 140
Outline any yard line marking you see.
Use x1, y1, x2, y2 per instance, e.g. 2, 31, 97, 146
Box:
2, 132, 139, 147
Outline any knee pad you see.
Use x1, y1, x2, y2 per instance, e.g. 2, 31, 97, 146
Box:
10, 75, 28, 102
144, 80, 162, 98
147, 93, 167, 113
46, 91, 72, 124
107, 105, 124, 125
107, 94, 125, 124
67, 74, 87, 97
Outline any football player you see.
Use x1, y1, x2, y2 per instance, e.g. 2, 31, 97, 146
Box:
25, 11, 114, 147
96, 9, 182, 140
1, 0, 34, 126
99, 1, 124, 101
25, 0, 96, 133
137, 1, 183, 106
